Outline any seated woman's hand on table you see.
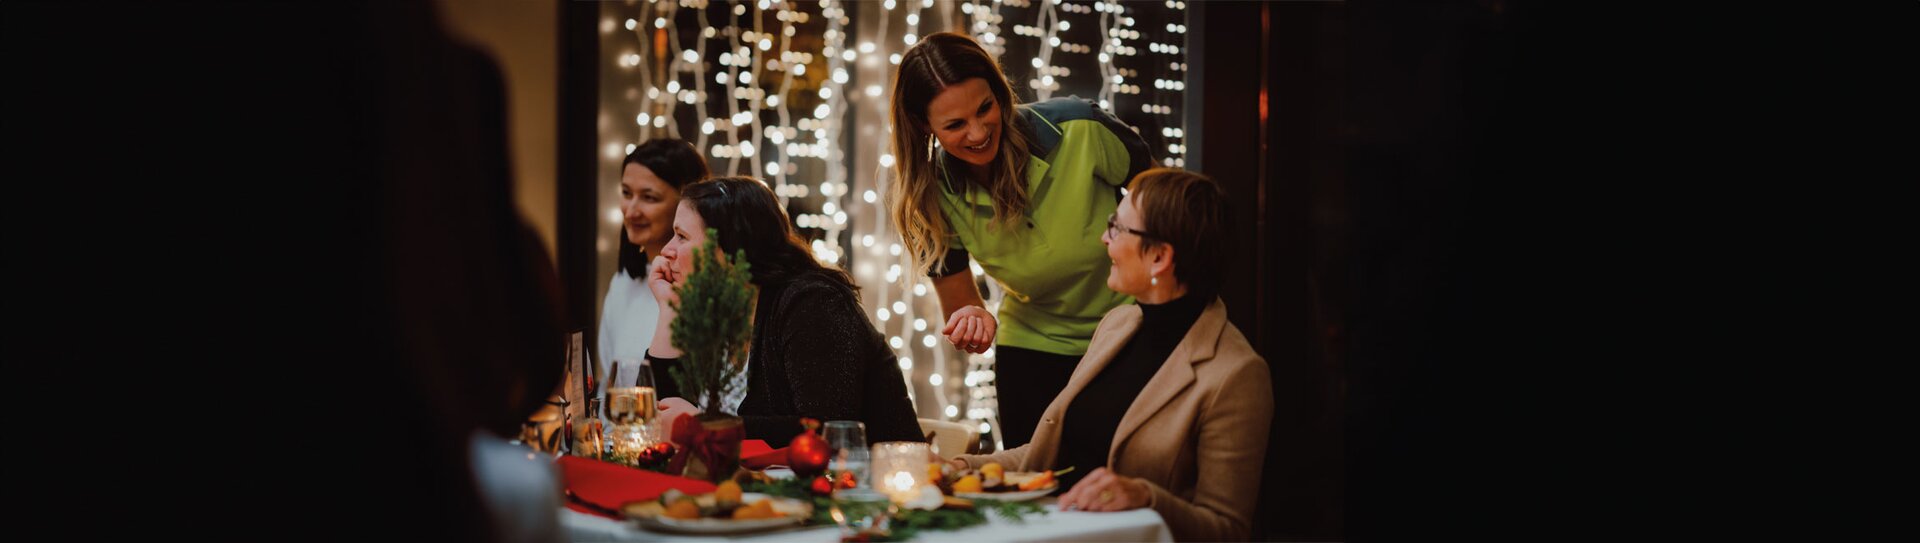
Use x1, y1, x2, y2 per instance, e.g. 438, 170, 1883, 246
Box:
656, 396, 698, 433
1056, 467, 1151, 512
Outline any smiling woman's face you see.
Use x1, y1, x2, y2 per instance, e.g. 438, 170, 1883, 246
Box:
619, 163, 680, 254
923, 77, 1001, 167
1103, 193, 1157, 296
659, 200, 707, 278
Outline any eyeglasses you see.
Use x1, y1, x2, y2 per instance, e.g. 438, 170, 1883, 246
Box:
1106, 212, 1155, 240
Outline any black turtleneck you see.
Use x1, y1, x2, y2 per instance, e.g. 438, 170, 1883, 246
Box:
1055, 293, 1209, 490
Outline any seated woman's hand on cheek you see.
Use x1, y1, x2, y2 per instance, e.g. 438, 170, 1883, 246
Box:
647, 203, 704, 360
1056, 467, 1151, 512
647, 254, 682, 312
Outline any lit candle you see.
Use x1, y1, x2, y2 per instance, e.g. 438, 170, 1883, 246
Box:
869, 442, 931, 505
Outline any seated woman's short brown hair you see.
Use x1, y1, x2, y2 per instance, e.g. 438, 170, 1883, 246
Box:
1126, 168, 1232, 299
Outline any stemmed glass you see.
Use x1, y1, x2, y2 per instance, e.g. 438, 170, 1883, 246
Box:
608, 359, 659, 426
823, 421, 892, 538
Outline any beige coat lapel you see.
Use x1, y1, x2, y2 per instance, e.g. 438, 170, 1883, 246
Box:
1107, 299, 1228, 464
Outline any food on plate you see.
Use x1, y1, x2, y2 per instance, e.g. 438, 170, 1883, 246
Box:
715, 480, 743, 507
951, 474, 983, 493
1016, 469, 1056, 491
939, 465, 1073, 494
730, 499, 777, 519
663, 499, 702, 519
980, 462, 1004, 482
647, 488, 798, 521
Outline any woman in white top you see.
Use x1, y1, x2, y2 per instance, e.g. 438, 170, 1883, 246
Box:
598, 139, 709, 390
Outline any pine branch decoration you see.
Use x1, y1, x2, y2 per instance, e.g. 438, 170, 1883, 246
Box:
667, 228, 756, 414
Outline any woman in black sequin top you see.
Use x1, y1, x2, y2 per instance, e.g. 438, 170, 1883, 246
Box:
642, 177, 925, 446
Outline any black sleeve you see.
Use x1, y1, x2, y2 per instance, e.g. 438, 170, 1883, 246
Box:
927, 246, 972, 278
643, 350, 683, 400
742, 282, 925, 445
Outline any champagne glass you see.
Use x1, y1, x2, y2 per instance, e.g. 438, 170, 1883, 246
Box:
633, 358, 659, 426
601, 361, 621, 421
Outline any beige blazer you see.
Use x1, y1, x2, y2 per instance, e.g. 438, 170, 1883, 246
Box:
959, 298, 1274, 542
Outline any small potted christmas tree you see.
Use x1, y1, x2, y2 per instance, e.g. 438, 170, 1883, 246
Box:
666, 228, 756, 483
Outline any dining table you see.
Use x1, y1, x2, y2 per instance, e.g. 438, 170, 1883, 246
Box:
558, 441, 1173, 542
562, 499, 1173, 542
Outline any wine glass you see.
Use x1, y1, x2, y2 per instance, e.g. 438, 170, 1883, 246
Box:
607, 358, 659, 426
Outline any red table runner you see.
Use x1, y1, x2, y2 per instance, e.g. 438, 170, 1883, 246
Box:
560, 440, 776, 519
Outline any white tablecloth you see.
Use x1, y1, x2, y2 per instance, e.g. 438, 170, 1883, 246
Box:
563, 499, 1173, 542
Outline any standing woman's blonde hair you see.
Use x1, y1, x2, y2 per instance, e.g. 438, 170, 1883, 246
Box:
887, 32, 1033, 276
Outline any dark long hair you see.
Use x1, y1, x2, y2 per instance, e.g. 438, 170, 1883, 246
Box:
619, 138, 710, 278
680, 177, 858, 296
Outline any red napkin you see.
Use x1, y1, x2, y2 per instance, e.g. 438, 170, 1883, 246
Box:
558, 456, 715, 519
741, 439, 773, 458
741, 446, 790, 469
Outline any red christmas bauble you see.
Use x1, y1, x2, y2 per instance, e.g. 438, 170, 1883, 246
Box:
788, 428, 831, 478
809, 475, 834, 495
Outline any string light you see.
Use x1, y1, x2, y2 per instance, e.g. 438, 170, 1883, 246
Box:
601, 0, 1186, 443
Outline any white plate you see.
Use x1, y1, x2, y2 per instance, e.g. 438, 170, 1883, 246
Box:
623, 492, 812, 534
955, 485, 1056, 502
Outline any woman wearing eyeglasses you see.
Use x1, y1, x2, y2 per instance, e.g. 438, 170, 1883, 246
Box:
946, 169, 1272, 542
887, 32, 1154, 448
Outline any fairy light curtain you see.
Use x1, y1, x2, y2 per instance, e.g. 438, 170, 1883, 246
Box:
598, 0, 1186, 451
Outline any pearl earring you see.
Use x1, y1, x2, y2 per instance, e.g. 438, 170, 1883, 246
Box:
1150, 275, 1158, 287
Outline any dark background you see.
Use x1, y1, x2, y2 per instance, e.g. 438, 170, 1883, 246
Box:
1182, 1, 1891, 540
12, 0, 1901, 540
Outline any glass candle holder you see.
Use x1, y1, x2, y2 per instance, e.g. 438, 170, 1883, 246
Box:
869, 441, 931, 505
607, 416, 670, 468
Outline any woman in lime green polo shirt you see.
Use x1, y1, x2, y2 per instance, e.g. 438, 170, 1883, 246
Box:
886, 32, 1153, 448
